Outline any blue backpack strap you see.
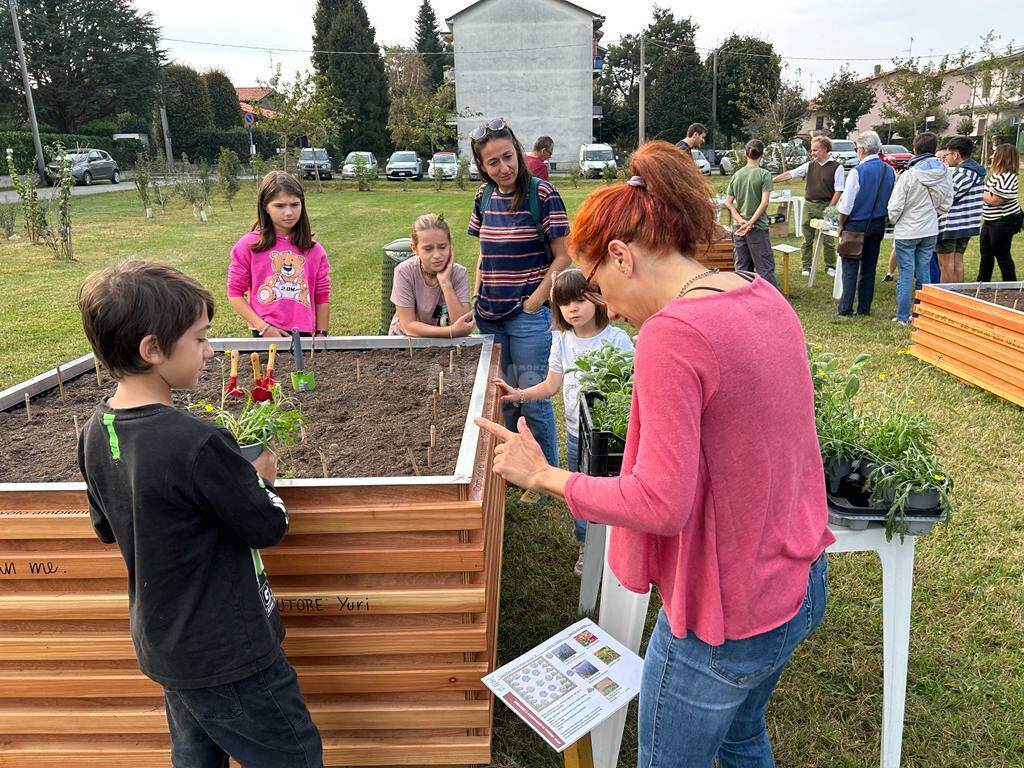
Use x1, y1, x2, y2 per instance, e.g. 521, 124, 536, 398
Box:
528, 176, 554, 263
480, 182, 496, 215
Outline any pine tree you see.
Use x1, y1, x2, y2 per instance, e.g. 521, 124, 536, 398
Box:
203, 70, 243, 131
414, 0, 447, 90
312, 0, 390, 156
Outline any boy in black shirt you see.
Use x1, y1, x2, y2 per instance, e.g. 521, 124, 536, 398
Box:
77, 260, 323, 768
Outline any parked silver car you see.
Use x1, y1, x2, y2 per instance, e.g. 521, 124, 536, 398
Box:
385, 151, 422, 180
341, 151, 378, 179
297, 147, 332, 180
691, 149, 711, 175
829, 139, 859, 169
47, 148, 120, 186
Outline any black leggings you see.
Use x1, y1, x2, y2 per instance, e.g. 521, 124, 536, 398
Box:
978, 215, 1021, 282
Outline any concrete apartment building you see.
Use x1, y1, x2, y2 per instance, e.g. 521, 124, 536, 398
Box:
445, 0, 604, 170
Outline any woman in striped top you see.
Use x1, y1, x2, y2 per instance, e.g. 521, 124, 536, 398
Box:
978, 143, 1021, 282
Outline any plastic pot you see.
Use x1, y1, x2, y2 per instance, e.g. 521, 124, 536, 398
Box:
239, 442, 266, 462
824, 456, 854, 494
907, 489, 942, 510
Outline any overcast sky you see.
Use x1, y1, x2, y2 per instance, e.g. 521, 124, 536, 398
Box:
135, 0, 1014, 99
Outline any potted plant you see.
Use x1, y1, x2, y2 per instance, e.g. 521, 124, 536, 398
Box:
192, 385, 307, 461
572, 342, 635, 476
809, 345, 870, 492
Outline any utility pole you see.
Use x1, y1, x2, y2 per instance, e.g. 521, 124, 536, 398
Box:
637, 34, 645, 147
7, 0, 47, 178
151, 44, 173, 166
711, 46, 727, 152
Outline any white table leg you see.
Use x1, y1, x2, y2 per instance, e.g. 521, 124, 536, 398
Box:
878, 536, 915, 768
591, 527, 651, 768
808, 228, 823, 288
793, 199, 804, 238
577, 523, 607, 618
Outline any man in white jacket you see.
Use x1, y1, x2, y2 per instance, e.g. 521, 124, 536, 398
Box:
887, 132, 953, 324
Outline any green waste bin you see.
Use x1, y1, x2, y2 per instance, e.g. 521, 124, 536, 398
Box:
380, 237, 414, 334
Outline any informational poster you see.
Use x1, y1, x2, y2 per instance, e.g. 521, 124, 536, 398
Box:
482, 618, 643, 752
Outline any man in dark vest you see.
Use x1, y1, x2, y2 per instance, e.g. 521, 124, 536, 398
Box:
774, 135, 844, 277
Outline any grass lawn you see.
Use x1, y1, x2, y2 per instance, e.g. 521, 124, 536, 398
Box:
2, 177, 1022, 767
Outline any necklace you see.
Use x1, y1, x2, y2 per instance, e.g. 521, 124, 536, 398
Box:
677, 268, 720, 298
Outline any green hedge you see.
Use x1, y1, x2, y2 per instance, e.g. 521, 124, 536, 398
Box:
183, 127, 281, 163
0, 131, 145, 171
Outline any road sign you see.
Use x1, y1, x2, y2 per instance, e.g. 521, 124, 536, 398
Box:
244, 113, 254, 126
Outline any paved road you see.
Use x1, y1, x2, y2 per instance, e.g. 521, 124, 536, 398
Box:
0, 174, 147, 205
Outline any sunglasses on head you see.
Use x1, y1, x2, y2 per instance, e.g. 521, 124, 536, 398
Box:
470, 117, 509, 142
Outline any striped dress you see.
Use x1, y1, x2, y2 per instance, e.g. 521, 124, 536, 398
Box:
981, 172, 1021, 222
468, 180, 570, 320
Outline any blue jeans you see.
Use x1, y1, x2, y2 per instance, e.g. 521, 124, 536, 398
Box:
566, 431, 587, 542
838, 218, 886, 316
474, 306, 560, 468
163, 649, 323, 768
894, 235, 936, 322
637, 554, 829, 768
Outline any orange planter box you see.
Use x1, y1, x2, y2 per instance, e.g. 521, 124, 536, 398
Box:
910, 283, 1024, 408
0, 337, 505, 767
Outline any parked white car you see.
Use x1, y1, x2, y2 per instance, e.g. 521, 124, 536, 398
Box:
579, 143, 616, 178
341, 151, 378, 179
829, 140, 859, 169
427, 151, 459, 180
691, 149, 711, 175
385, 151, 421, 180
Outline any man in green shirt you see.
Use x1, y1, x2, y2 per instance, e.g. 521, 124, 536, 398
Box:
724, 139, 777, 287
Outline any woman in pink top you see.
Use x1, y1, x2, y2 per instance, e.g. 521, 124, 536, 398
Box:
476, 141, 834, 768
227, 172, 331, 337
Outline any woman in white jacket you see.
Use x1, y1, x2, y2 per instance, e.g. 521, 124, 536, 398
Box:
886, 132, 953, 324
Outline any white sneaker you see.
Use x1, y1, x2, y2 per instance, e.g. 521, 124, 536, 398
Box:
801, 269, 810, 277
827, 267, 837, 277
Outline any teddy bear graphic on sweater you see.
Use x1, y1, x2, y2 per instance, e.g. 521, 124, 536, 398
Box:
256, 250, 310, 307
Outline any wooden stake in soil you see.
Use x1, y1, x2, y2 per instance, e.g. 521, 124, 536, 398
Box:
316, 449, 329, 478
449, 349, 455, 373
55, 365, 66, 400
23, 393, 31, 423
94, 358, 102, 386
406, 447, 422, 476
438, 370, 445, 396
975, 284, 982, 298
430, 425, 436, 449
356, 357, 361, 383
431, 390, 438, 422
427, 445, 433, 470
73, 414, 80, 440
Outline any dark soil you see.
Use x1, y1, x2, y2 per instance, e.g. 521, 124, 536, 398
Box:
948, 284, 1024, 312
0, 345, 482, 483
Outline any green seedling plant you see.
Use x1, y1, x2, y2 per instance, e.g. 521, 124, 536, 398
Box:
808, 344, 870, 464
573, 342, 635, 439
590, 389, 631, 441
190, 362, 308, 450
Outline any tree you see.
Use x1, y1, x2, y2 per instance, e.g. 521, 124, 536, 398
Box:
712, 35, 782, 144
593, 8, 708, 148
414, 0, 449, 90
0, 0, 160, 133
742, 81, 807, 141
162, 64, 213, 158
203, 70, 243, 131
312, 0, 390, 156
879, 57, 953, 139
815, 67, 876, 137
646, 46, 710, 142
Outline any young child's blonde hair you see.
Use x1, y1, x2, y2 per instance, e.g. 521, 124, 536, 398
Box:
410, 213, 452, 247
550, 269, 610, 333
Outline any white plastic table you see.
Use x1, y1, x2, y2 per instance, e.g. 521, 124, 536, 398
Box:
714, 194, 806, 237
587, 523, 917, 768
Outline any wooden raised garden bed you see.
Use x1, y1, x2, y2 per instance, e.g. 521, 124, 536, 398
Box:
910, 281, 1024, 408
0, 336, 505, 767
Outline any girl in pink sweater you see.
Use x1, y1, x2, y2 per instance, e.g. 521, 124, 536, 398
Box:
227, 172, 331, 337
477, 141, 833, 767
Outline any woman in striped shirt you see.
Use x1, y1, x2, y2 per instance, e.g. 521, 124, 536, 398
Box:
978, 143, 1021, 283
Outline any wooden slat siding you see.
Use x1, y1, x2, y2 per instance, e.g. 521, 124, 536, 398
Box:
915, 285, 1024, 335
0, 544, 485, 580
0, 587, 486, 620
0, 663, 488, 698
0, 699, 491, 734
0, 737, 492, 767
911, 325, 1024, 389
697, 239, 736, 271
910, 345, 1024, 407
913, 313, 1024, 373
0, 624, 489, 661
0, 502, 484, 540
914, 303, 1024, 355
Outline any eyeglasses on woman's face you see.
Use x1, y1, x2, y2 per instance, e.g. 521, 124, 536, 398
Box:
470, 117, 508, 142
580, 259, 606, 307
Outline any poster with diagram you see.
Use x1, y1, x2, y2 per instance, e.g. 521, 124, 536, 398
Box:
482, 618, 643, 752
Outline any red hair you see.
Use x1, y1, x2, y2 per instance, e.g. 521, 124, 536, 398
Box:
569, 140, 717, 265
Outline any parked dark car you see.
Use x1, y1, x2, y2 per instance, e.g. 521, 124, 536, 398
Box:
880, 144, 913, 171
47, 149, 120, 186
298, 147, 332, 180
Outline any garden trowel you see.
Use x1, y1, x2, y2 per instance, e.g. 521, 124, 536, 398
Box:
224, 349, 244, 397
250, 353, 272, 402
290, 329, 316, 391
